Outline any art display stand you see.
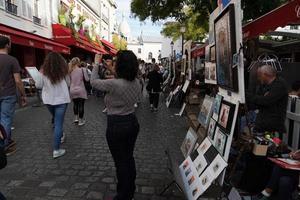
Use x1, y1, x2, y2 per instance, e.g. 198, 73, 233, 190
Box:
161, 0, 246, 199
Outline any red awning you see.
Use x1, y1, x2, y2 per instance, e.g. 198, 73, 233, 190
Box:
243, 0, 300, 40
101, 39, 116, 50
191, 45, 206, 58
0, 24, 70, 54
110, 48, 118, 56
52, 24, 107, 55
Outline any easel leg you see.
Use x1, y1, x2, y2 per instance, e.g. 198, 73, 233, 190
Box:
160, 180, 176, 195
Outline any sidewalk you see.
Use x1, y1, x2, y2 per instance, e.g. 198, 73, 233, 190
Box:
0, 95, 188, 200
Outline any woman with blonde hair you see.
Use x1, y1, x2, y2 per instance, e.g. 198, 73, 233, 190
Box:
35, 52, 70, 158
69, 57, 89, 126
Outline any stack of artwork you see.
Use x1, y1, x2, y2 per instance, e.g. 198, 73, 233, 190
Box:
207, 94, 236, 157
179, 138, 227, 199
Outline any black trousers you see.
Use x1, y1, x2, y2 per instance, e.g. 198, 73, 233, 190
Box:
73, 98, 85, 118
266, 165, 298, 200
149, 92, 159, 108
106, 114, 139, 200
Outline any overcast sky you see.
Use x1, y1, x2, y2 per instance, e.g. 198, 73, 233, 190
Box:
115, 0, 163, 38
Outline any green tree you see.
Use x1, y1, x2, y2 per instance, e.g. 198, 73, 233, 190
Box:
131, 0, 288, 41
112, 34, 127, 50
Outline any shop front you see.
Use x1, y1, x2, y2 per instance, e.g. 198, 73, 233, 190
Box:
0, 23, 70, 69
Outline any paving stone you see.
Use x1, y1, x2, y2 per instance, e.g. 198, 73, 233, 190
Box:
0, 96, 186, 200
86, 191, 104, 200
47, 188, 68, 197
39, 181, 56, 187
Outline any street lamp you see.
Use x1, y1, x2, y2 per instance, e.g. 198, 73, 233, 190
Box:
180, 26, 186, 57
170, 41, 174, 60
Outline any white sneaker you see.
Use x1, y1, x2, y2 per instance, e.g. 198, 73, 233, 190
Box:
102, 108, 107, 113
74, 115, 79, 123
78, 119, 85, 126
61, 132, 65, 144
134, 103, 138, 108
53, 149, 66, 159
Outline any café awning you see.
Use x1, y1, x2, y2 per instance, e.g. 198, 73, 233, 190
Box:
101, 39, 118, 55
243, 0, 300, 40
0, 23, 70, 54
52, 24, 107, 55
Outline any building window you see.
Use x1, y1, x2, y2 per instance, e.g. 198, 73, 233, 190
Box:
148, 52, 153, 60
291, 25, 299, 30
138, 48, 141, 54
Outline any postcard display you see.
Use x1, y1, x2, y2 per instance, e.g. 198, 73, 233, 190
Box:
178, 1, 244, 199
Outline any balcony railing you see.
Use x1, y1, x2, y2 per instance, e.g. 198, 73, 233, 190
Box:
5, 1, 18, 15
33, 16, 41, 25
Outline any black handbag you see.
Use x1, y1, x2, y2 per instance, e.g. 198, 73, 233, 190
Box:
0, 125, 7, 170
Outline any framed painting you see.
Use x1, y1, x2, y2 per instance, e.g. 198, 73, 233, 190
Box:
180, 128, 198, 158
212, 94, 223, 121
209, 45, 216, 62
218, 100, 236, 132
198, 95, 214, 128
207, 118, 217, 142
214, 4, 238, 91
214, 126, 228, 156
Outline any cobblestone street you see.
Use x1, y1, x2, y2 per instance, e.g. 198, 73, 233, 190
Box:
0, 95, 187, 200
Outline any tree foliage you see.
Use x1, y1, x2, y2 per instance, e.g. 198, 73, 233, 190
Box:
112, 34, 127, 50
131, 0, 288, 41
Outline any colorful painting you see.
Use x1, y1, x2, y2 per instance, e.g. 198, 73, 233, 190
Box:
218, 100, 236, 132
212, 94, 223, 121
214, 4, 238, 91
180, 128, 198, 158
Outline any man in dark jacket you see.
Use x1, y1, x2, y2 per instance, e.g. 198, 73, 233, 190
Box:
147, 64, 163, 112
247, 65, 288, 138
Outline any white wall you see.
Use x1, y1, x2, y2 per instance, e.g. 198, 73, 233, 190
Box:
128, 42, 162, 63
0, 0, 52, 38
161, 36, 182, 58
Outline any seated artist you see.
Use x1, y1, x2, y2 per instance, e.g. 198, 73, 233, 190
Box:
253, 151, 300, 200
246, 65, 288, 139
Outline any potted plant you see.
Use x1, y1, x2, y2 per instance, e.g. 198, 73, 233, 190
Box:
76, 14, 86, 36
58, 5, 67, 26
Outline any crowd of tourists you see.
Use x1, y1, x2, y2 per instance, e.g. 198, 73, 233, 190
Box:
0, 35, 166, 200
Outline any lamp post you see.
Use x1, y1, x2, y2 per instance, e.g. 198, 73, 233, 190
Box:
170, 41, 174, 60
180, 26, 186, 57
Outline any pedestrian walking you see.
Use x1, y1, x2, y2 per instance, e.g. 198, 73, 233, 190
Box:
69, 57, 89, 126
0, 124, 7, 199
91, 50, 141, 200
0, 36, 26, 155
35, 52, 70, 159
146, 64, 163, 112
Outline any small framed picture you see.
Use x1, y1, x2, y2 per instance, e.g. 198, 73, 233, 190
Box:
207, 118, 217, 142
214, 126, 228, 156
218, 100, 236, 132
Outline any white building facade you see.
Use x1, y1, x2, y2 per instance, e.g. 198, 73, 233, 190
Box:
127, 36, 162, 63
0, 0, 52, 38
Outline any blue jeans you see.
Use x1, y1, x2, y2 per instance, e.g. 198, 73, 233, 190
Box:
46, 104, 68, 150
0, 95, 17, 146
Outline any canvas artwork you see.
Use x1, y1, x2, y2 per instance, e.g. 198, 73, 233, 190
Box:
199, 168, 214, 193
207, 154, 228, 179
210, 45, 216, 62
181, 128, 198, 158
209, 7, 220, 45
212, 94, 223, 121
187, 177, 204, 200
190, 147, 208, 176
207, 118, 217, 142
25, 67, 41, 82
198, 138, 212, 155
182, 80, 190, 93
166, 92, 173, 108
218, 100, 236, 131
204, 62, 217, 85
214, 4, 238, 91
214, 126, 228, 156
198, 95, 214, 128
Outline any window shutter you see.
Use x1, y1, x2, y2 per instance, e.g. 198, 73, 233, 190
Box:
27, 3, 32, 19
0, 0, 4, 9
22, 0, 27, 17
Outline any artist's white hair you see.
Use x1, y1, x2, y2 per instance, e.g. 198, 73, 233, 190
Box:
258, 65, 277, 76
